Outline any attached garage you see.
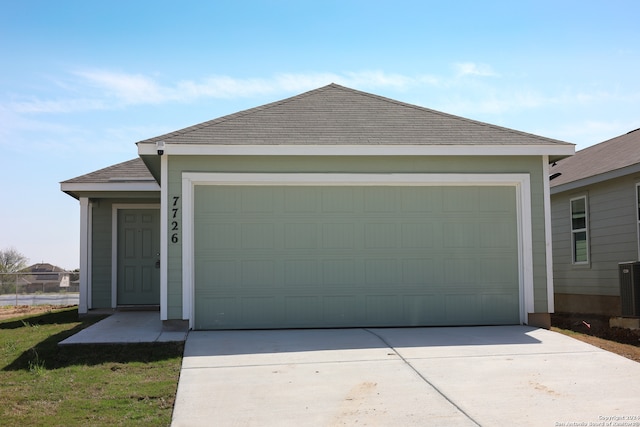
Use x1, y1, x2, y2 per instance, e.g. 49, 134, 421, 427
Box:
183, 173, 528, 330
64, 83, 575, 330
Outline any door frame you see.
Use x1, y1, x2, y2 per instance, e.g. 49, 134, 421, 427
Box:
111, 204, 161, 308
182, 172, 533, 329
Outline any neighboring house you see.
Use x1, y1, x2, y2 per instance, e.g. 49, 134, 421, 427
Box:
551, 128, 640, 316
18, 263, 77, 293
61, 84, 574, 330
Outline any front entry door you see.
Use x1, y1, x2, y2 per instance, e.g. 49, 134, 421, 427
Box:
117, 209, 160, 305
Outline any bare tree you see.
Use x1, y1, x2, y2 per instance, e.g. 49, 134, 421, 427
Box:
0, 247, 29, 273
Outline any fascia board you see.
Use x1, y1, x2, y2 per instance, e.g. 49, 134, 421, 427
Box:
138, 142, 575, 157
60, 182, 160, 193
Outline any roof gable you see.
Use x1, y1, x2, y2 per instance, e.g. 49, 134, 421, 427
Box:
138, 83, 572, 147
550, 128, 640, 191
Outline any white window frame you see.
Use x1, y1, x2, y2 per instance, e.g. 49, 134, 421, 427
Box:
570, 195, 589, 265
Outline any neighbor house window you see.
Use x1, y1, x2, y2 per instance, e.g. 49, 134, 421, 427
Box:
570, 196, 588, 264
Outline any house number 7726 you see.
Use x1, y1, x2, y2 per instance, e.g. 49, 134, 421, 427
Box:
171, 196, 180, 243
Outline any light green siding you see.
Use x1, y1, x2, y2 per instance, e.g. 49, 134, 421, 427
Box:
166, 155, 549, 322
193, 185, 519, 329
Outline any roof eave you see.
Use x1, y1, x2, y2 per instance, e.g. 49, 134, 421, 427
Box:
551, 163, 640, 195
60, 181, 161, 200
137, 142, 575, 159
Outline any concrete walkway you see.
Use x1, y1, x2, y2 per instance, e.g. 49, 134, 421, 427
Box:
59, 311, 187, 345
172, 326, 640, 426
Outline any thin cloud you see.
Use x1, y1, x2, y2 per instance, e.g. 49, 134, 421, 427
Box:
10, 66, 629, 121
75, 70, 168, 104
454, 62, 499, 78
8, 70, 438, 113
10, 97, 108, 114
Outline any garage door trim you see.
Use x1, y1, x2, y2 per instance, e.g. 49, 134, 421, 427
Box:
181, 173, 533, 328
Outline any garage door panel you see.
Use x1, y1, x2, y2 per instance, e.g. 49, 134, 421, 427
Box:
401, 223, 434, 248
364, 222, 398, 248
403, 294, 446, 324
194, 297, 240, 329
366, 295, 402, 324
240, 260, 275, 286
284, 187, 318, 212
322, 188, 355, 212
322, 259, 356, 285
443, 187, 479, 212
322, 223, 355, 249
479, 186, 516, 212
365, 259, 399, 286
443, 222, 478, 248
445, 294, 482, 324
194, 185, 520, 329
480, 222, 518, 248
323, 296, 359, 324
285, 296, 321, 325
240, 187, 275, 213
201, 260, 238, 287
201, 223, 237, 250
444, 258, 478, 285
284, 223, 318, 249
241, 223, 275, 249
479, 258, 519, 285
284, 260, 319, 286
242, 297, 281, 326
482, 294, 520, 323
401, 258, 436, 284
197, 187, 237, 213
401, 187, 439, 212
364, 187, 398, 212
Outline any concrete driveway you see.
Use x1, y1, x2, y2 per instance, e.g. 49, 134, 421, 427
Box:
171, 326, 640, 426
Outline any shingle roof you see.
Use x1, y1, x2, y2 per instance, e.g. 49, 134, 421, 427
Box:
550, 128, 640, 188
61, 158, 154, 184
138, 83, 572, 147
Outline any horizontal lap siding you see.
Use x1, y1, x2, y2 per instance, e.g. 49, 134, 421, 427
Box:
552, 176, 639, 296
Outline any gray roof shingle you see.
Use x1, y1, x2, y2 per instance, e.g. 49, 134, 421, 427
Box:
550, 128, 640, 188
137, 83, 572, 147
61, 158, 153, 184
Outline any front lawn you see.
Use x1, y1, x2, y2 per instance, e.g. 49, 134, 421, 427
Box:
0, 307, 183, 426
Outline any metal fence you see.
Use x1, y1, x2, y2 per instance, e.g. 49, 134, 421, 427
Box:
0, 272, 80, 306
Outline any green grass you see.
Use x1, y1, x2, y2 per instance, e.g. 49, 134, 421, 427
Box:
0, 307, 184, 426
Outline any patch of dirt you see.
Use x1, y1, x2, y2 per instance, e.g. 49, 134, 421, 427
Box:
551, 313, 640, 363
0, 305, 75, 321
